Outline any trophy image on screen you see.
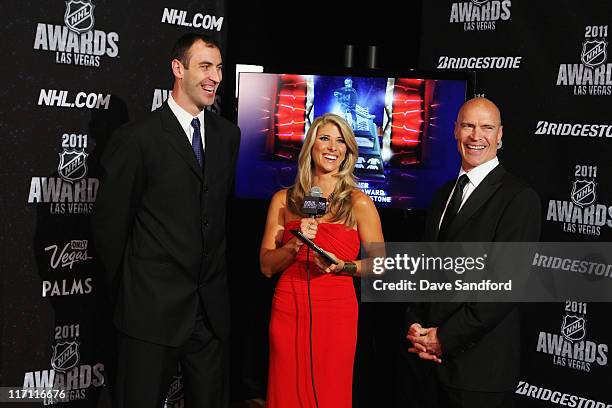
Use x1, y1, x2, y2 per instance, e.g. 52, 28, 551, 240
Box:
334, 77, 385, 179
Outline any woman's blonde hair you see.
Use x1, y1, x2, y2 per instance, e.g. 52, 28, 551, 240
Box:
286, 113, 359, 227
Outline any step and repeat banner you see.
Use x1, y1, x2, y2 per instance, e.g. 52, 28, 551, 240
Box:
1, 1, 227, 406
420, 1, 611, 407
3, 1, 611, 407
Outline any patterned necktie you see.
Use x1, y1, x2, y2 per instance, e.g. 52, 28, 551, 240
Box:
191, 117, 204, 169
438, 174, 470, 240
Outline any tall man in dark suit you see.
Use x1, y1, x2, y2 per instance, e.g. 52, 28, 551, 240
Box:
92, 33, 240, 408
404, 97, 540, 408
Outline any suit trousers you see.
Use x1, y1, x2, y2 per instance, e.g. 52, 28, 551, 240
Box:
397, 349, 442, 408
397, 348, 514, 408
114, 315, 228, 408
442, 386, 515, 408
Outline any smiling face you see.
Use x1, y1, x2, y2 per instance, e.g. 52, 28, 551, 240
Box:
311, 122, 347, 175
454, 98, 503, 172
172, 39, 222, 115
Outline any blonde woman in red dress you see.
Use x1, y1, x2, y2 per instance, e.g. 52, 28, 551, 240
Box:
260, 113, 384, 407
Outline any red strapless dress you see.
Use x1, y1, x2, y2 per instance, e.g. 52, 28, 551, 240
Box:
266, 220, 360, 408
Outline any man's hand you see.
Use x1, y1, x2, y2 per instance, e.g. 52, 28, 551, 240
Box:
406, 323, 443, 364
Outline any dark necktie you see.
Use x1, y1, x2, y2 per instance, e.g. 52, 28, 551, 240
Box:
191, 117, 204, 169
438, 174, 470, 240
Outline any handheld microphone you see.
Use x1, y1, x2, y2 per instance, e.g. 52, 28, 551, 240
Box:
301, 186, 325, 408
302, 186, 324, 217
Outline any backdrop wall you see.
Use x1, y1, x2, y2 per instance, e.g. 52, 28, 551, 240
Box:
1, 1, 227, 406
419, 1, 612, 406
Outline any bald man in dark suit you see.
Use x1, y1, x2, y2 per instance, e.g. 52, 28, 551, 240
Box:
403, 98, 540, 408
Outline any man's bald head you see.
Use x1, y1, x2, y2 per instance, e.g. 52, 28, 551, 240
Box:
457, 97, 502, 125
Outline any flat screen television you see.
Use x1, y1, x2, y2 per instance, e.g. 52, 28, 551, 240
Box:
235, 71, 473, 210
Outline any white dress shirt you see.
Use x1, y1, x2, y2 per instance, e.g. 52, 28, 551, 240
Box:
167, 94, 206, 152
439, 157, 499, 229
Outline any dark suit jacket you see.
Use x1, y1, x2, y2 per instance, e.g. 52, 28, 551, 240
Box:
92, 103, 240, 347
406, 164, 541, 392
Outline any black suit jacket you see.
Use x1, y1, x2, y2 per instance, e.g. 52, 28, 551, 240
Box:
92, 103, 240, 347
406, 164, 541, 392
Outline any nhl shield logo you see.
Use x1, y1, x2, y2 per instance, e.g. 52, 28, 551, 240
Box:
570, 179, 596, 207
581, 40, 607, 68
471, 0, 490, 5
64, 0, 95, 34
58, 149, 88, 182
561, 315, 586, 342
51, 341, 80, 372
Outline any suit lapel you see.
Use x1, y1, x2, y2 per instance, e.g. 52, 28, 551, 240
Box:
428, 181, 455, 241
444, 165, 506, 239
160, 103, 203, 181
203, 110, 225, 189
